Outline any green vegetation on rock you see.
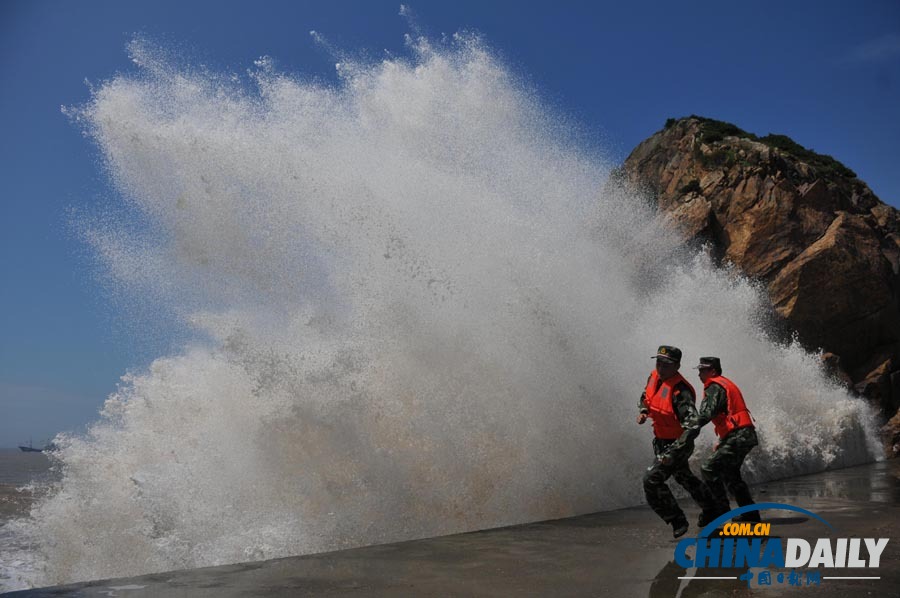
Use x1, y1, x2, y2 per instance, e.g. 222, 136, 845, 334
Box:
665, 115, 857, 178
756, 133, 856, 179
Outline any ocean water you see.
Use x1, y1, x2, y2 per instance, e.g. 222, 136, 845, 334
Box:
0, 449, 54, 486
0, 449, 57, 590
0, 449, 56, 521
0, 32, 882, 591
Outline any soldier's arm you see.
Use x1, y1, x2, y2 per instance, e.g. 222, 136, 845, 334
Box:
696, 383, 727, 427
660, 384, 698, 461
636, 390, 649, 424
638, 374, 651, 413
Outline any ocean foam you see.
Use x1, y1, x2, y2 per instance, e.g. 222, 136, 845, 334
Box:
0, 32, 880, 590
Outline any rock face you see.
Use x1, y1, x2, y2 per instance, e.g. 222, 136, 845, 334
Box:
621, 116, 900, 454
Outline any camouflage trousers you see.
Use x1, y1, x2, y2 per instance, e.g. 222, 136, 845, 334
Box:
643, 438, 716, 524
701, 426, 759, 515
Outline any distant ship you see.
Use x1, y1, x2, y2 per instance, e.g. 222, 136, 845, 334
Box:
18, 438, 54, 453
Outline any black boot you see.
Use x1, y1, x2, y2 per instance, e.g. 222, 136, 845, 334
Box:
671, 516, 689, 538
732, 485, 760, 523
698, 508, 724, 528
734, 509, 761, 523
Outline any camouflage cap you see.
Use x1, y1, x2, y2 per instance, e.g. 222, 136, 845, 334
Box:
652, 345, 682, 363
694, 356, 722, 371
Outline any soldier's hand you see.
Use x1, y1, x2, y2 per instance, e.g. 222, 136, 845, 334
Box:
636, 413, 648, 425
658, 453, 673, 466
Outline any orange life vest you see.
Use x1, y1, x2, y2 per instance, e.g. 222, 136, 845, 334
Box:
644, 370, 695, 440
704, 375, 754, 438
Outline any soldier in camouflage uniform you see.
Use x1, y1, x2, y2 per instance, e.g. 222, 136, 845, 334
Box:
678, 356, 760, 524
638, 346, 718, 538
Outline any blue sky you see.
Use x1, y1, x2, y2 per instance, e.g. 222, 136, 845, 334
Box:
1, 0, 898, 447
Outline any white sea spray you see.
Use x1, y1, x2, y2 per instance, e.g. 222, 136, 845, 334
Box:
1, 33, 879, 590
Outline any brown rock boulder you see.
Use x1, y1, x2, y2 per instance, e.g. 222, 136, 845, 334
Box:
769, 212, 898, 359
882, 411, 900, 458
621, 116, 900, 450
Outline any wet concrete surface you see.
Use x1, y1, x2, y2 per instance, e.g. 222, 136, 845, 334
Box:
7, 459, 900, 597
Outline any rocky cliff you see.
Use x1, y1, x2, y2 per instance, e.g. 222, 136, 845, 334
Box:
619, 116, 900, 454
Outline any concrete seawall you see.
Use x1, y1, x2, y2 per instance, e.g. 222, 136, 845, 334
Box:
8, 460, 899, 597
